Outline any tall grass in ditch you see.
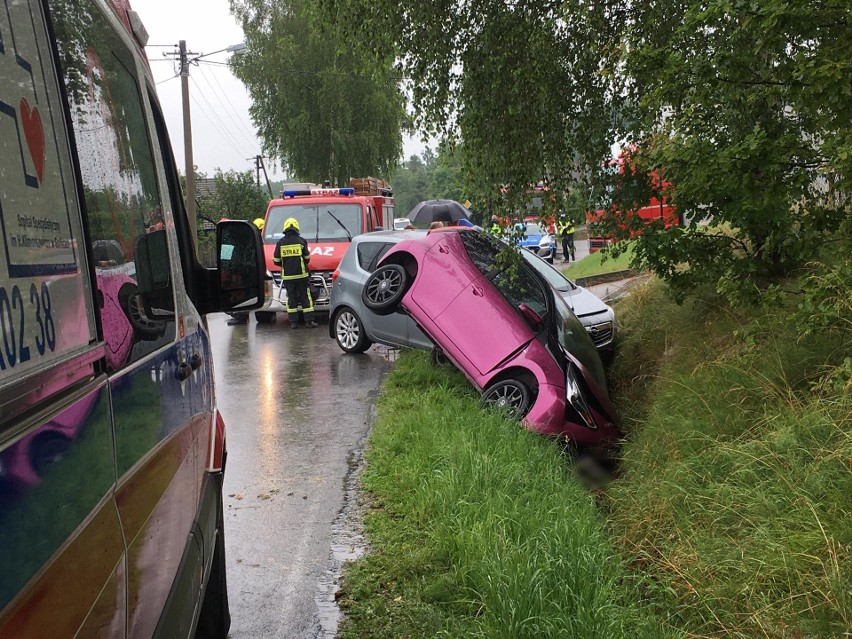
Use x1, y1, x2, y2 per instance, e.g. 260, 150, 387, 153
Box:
607, 277, 852, 639
338, 353, 674, 639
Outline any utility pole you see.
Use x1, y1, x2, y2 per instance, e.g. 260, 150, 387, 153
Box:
258, 155, 273, 198
250, 154, 261, 187
166, 40, 246, 242
179, 40, 197, 248
248, 155, 274, 198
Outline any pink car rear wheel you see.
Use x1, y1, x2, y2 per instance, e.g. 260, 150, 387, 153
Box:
481, 379, 531, 419
362, 264, 409, 316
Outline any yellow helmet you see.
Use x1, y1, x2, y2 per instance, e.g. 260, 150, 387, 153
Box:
283, 217, 300, 232
253, 218, 265, 230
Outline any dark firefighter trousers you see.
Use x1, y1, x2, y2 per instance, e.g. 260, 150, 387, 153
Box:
285, 276, 314, 324
561, 234, 575, 261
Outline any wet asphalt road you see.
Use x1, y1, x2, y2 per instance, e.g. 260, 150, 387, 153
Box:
209, 313, 395, 638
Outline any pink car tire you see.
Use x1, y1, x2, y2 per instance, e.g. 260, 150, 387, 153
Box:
481, 378, 532, 419
362, 264, 409, 315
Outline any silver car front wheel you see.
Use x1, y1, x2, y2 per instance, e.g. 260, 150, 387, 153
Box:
334, 308, 372, 354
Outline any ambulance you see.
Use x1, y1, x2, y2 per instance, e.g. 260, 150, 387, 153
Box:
0, 1, 265, 636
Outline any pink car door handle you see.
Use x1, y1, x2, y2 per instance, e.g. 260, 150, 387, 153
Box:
471, 286, 484, 297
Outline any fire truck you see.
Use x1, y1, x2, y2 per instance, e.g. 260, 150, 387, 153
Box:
586, 196, 679, 252
586, 153, 680, 253
256, 177, 394, 321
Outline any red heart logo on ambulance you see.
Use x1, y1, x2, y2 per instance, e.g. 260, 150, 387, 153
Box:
20, 98, 46, 184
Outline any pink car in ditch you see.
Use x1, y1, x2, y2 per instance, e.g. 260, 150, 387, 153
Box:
362, 229, 621, 447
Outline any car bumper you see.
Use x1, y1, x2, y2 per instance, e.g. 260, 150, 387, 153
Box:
523, 382, 622, 446
258, 273, 332, 313
520, 244, 555, 260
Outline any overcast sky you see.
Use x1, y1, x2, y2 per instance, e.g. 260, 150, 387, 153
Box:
136, 0, 424, 182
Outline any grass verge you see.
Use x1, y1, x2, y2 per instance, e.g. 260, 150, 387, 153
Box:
339, 266, 850, 638
338, 354, 674, 639
561, 241, 636, 279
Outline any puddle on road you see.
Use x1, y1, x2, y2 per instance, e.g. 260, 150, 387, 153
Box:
313, 398, 377, 637
372, 344, 401, 363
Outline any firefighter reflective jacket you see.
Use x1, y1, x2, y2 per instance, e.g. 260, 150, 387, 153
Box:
273, 230, 311, 280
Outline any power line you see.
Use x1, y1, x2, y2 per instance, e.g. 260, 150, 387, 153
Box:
194, 64, 260, 151
198, 63, 259, 142
195, 58, 409, 83
188, 91, 256, 162
188, 75, 256, 157
188, 78, 258, 159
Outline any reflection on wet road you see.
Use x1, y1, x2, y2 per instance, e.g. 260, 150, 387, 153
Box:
209, 314, 395, 638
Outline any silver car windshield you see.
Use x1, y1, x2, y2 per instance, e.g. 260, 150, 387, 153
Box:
552, 292, 607, 389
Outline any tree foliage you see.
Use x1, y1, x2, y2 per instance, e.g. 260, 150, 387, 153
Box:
229, 0, 406, 186
199, 169, 270, 222
318, 0, 851, 302
391, 145, 466, 218
319, 0, 623, 216
611, 0, 852, 302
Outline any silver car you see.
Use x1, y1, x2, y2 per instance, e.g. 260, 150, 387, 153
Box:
329, 230, 434, 353
330, 229, 616, 357
517, 249, 617, 355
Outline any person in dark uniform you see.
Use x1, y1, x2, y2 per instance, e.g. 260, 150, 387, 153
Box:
273, 217, 317, 328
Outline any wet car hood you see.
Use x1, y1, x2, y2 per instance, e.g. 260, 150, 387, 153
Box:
560, 285, 611, 320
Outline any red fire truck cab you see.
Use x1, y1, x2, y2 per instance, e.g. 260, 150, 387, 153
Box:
257, 181, 394, 321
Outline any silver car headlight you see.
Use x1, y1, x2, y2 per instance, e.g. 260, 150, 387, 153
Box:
538, 236, 552, 248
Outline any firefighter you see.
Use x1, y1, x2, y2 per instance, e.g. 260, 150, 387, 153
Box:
252, 217, 265, 232
488, 215, 502, 235
273, 217, 317, 328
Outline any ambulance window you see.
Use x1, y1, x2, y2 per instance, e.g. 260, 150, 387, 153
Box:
147, 95, 198, 301
52, 1, 176, 372
0, 0, 98, 392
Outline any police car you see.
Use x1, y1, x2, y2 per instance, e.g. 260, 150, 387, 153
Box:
513, 221, 557, 264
